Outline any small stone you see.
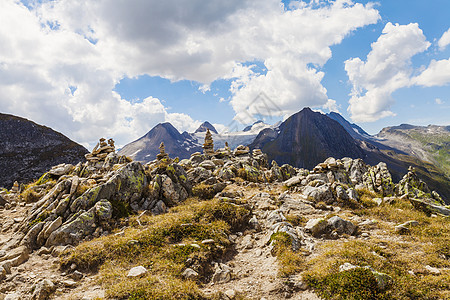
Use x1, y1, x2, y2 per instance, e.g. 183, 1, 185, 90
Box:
70, 270, 84, 281
339, 262, 358, 272
425, 265, 441, 275
61, 280, 77, 288
182, 268, 199, 280
224, 289, 236, 299
31, 279, 56, 300
373, 198, 383, 206
127, 266, 148, 277
201, 239, 215, 245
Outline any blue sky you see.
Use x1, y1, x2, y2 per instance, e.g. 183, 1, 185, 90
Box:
0, 0, 449, 148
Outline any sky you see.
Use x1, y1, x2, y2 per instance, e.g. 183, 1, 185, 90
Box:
0, 0, 449, 149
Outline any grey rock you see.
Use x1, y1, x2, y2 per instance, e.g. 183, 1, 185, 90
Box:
302, 185, 334, 204
49, 164, 74, 176
305, 218, 328, 237
127, 266, 147, 277
31, 279, 56, 300
199, 160, 216, 170
347, 188, 359, 202
46, 208, 96, 246
94, 199, 113, 221
182, 268, 199, 280
339, 262, 358, 272
20, 222, 45, 250
212, 263, 232, 283
70, 270, 84, 281
151, 200, 167, 215
327, 216, 357, 235
4, 293, 21, 300
284, 176, 303, 187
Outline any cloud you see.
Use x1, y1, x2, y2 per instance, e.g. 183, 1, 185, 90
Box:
323, 99, 340, 113
435, 98, 444, 105
412, 58, 450, 87
0, 0, 381, 148
226, 1, 380, 122
438, 28, 450, 50
345, 22, 430, 122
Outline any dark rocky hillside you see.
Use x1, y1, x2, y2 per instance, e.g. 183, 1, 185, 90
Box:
250, 108, 366, 169
0, 113, 88, 189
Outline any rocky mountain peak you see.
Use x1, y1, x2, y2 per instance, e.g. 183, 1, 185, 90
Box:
195, 121, 218, 134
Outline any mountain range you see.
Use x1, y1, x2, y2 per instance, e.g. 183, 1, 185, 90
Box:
118, 108, 450, 200
1, 109, 448, 200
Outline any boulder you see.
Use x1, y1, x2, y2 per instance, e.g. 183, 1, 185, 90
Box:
302, 185, 334, 204
305, 218, 328, 237
31, 279, 56, 300
46, 208, 96, 246
48, 164, 74, 176
327, 216, 357, 235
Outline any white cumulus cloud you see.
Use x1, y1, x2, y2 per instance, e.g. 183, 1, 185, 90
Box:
412, 58, 450, 87
345, 22, 430, 122
438, 28, 450, 50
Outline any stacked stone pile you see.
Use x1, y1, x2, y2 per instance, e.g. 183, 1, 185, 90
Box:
156, 142, 170, 161
203, 129, 215, 156
84, 138, 115, 163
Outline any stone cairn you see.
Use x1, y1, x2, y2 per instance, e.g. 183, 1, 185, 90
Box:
156, 142, 170, 161
85, 138, 115, 163
203, 129, 215, 156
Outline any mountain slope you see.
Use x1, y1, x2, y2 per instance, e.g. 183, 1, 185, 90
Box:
376, 124, 450, 176
0, 113, 88, 188
326, 112, 370, 140
250, 108, 365, 169
118, 123, 202, 161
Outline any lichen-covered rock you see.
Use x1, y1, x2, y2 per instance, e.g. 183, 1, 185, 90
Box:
187, 167, 212, 184
363, 162, 394, 197
395, 167, 444, 205
267, 161, 284, 182
46, 208, 96, 246
95, 199, 113, 221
